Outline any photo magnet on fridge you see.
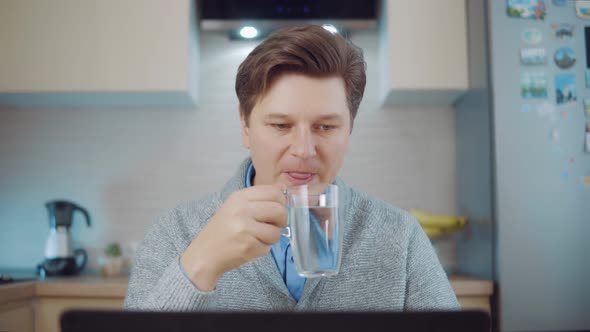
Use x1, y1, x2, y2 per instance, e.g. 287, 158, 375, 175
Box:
554, 47, 576, 69
522, 28, 543, 44
575, 0, 590, 19
520, 48, 548, 65
507, 0, 547, 20
584, 98, 590, 118
555, 73, 577, 105
522, 72, 548, 99
551, 23, 574, 42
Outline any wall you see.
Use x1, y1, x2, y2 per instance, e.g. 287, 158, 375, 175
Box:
0, 30, 457, 272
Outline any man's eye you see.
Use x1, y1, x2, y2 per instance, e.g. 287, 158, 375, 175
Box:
318, 124, 336, 131
271, 123, 290, 130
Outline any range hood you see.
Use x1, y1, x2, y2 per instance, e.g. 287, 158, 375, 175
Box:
199, 0, 378, 31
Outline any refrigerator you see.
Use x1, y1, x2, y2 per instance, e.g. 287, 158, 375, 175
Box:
456, 1, 590, 331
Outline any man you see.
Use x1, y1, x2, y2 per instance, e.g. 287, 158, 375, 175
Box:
124, 25, 459, 311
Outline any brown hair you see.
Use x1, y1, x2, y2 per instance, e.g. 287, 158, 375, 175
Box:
235, 25, 366, 128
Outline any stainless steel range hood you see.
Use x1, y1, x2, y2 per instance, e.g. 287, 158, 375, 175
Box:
199, 0, 378, 32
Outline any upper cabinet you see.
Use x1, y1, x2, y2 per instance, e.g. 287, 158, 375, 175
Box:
0, 0, 199, 108
379, 0, 479, 106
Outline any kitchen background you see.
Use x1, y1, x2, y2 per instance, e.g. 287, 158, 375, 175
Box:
0, 2, 457, 272
1, 0, 590, 331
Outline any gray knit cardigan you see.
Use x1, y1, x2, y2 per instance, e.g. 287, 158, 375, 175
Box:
124, 158, 460, 311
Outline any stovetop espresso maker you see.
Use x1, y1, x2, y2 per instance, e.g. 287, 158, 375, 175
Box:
38, 200, 91, 276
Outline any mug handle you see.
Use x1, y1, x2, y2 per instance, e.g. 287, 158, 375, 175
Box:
280, 227, 291, 238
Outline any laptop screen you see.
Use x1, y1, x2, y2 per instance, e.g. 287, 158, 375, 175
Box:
61, 310, 490, 332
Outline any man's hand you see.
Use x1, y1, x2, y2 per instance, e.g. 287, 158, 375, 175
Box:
180, 183, 287, 291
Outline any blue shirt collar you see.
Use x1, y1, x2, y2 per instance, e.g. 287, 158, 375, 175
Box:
245, 161, 255, 188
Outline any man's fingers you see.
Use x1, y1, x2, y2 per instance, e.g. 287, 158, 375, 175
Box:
240, 185, 286, 205
249, 220, 282, 246
249, 201, 288, 228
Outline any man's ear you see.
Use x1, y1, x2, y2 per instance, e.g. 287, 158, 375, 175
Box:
239, 108, 250, 149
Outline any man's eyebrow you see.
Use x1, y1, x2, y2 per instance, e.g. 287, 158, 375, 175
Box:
315, 113, 345, 121
264, 113, 291, 120
263, 112, 345, 121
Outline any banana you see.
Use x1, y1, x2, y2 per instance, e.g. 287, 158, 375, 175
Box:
421, 225, 466, 239
409, 209, 467, 229
421, 226, 445, 238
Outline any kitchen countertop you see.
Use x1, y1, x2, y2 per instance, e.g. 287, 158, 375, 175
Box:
0, 275, 493, 305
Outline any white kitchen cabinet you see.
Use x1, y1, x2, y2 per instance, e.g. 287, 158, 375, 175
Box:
379, 0, 474, 106
0, 0, 198, 108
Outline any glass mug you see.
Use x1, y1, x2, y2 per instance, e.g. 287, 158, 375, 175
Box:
281, 184, 342, 278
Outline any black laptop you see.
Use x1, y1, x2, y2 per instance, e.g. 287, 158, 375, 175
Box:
61, 310, 490, 332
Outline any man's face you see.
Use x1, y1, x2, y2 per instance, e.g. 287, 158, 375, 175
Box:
241, 74, 351, 187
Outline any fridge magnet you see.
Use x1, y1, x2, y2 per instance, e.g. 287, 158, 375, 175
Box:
561, 110, 568, 119
521, 72, 548, 99
555, 73, 577, 104
521, 28, 543, 44
549, 128, 560, 142
582, 174, 590, 186
554, 47, 576, 69
575, 0, 590, 19
560, 170, 569, 181
521, 104, 532, 112
586, 123, 590, 152
520, 48, 548, 65
552, 0, 567, 5
536, 101, 556, 118
551, 23, 574, 42
507, 0, 547, 20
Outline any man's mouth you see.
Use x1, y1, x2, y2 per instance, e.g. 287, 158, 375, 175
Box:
285, 172, 316, 185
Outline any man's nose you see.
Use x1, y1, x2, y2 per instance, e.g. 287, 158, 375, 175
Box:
290, 127, 317, 159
